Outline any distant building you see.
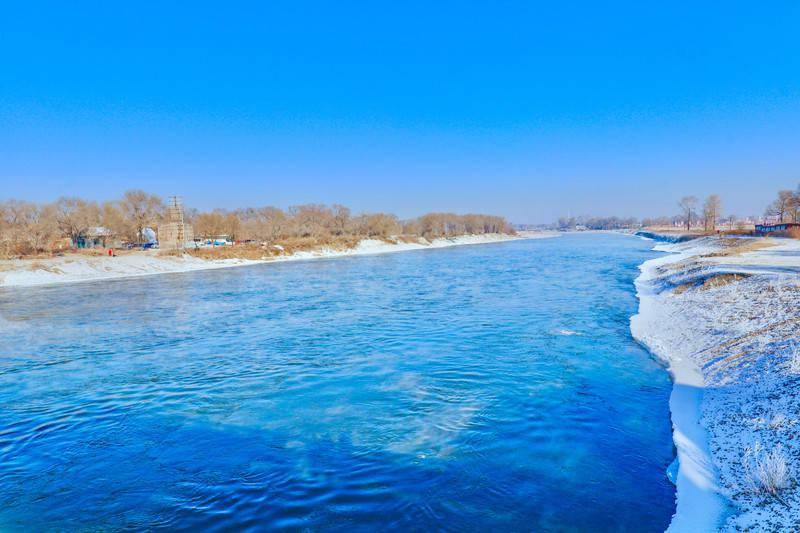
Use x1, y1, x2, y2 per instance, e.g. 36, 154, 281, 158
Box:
74, 227, 118, 248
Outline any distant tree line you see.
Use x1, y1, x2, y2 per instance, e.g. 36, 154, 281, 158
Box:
643, 186, 800, 234
0, 191, 512, 258
555, 215, 640, 231
191, 205, 509, 243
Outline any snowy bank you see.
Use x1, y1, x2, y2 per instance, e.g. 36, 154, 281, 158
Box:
632, 236, 800, 531
635, 230, 702, 243
0, 232, 557, 288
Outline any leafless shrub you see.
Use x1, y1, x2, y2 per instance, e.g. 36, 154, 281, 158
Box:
788, 343, 800, 375
742, 442, 791, 498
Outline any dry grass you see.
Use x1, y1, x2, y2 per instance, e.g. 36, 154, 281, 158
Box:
186, 245, 267, 261
700, 273, 751, 290
742, 442, 792, 503
643, 226, 711, 235
702, 238, 776, 258
395, 235, 426, 244
672, 273, 751, 294
720, 229, 756, 236
184, 235, 369, 261
673, 283, 694, 294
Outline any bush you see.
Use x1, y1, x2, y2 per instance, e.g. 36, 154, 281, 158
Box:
788, 343, 800, 375
742, 442, 791, 496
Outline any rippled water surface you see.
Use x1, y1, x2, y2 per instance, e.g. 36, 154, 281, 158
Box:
0, 234, 674, 531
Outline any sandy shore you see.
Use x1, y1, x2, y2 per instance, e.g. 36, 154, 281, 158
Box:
0, 232, 557, 288
632, 235, 800, 531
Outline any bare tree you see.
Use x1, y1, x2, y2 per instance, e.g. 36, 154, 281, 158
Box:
54, 197, 100, 246
101, 201, 128, 241
256, 207, 288, 242
331, 204, 351, 235
353, 213, 400, 238
703, 194, 722, 232
766, 190, 794, 223
790, 190, 800, 223
120, 190, 163, 244
0, 200, 58, 256
194, 211, 227, 240
289, 204, 333, 238
678, 196, 698, 231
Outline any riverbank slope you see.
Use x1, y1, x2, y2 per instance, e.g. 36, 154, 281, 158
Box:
0, 232, 556, 288
632, 235, 800, 531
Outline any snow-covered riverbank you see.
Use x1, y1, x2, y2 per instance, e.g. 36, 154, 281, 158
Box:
0, 232, 556, 288
632, 236, 800, 531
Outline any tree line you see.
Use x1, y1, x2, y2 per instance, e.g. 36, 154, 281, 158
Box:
555, 215, 640, 230
196, 206, 509, 243
674, 194, 723, 231
0, 191, 511, 258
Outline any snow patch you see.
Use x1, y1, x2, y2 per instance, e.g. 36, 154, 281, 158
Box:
632, 236, 800, 531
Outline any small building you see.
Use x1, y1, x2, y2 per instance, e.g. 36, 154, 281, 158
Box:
74, 227, 118, 248
754, 222, 800, 235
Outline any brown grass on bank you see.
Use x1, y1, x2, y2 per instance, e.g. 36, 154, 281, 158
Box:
182, 235, 372, 261
673, 282, 694, 295
719, 229, 755, 236
643, 226, 713, 235
702, 238, 776, 258
673, 272, 751, 294
700, 273, 751, 290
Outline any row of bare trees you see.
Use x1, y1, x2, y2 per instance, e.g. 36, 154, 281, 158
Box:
676, 194, 723, 231
190, 204, 509, 242
0, 190, 163, 257
764, 189, 800, 223
0, 192, 512, 258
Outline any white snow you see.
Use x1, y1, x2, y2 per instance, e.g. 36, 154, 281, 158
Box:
632, 235, 800, 531
0, 232, 557, 288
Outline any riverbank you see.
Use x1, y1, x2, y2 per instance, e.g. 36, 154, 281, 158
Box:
0, 232, 556, 288
632, 235, 800, 531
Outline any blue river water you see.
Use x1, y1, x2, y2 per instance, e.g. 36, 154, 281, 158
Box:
0, 234, 674, 531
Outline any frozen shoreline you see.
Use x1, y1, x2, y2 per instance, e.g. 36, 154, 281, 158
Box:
0, 232, 557, 288
631, 240, 728, 532
632, 235, 800, 531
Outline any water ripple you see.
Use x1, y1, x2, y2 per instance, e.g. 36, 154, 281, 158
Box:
0, 234, 674, 531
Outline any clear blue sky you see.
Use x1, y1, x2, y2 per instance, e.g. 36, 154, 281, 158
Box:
2, 2, 799, 223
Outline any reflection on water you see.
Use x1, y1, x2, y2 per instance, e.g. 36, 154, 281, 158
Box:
0, 234, 674, 531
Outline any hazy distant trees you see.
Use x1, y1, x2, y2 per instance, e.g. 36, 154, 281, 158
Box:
703, 194, 722, 232
641, 216, 673, 227
678, 196, 698, 231
194, 207, 509, 243
557, 215, 639, 231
